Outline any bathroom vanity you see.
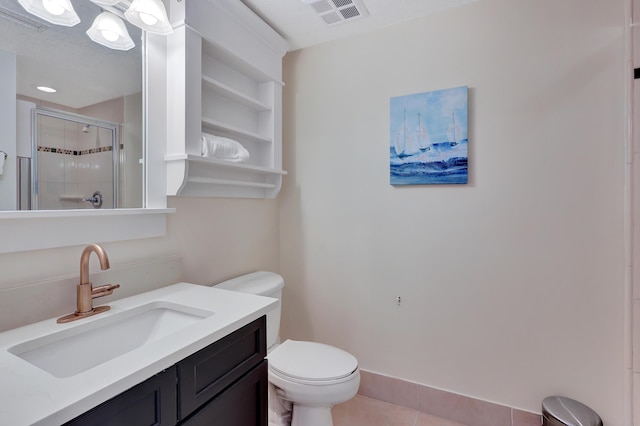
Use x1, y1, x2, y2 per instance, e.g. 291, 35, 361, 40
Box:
65, 316, 267, 425
0, 283, 277, 425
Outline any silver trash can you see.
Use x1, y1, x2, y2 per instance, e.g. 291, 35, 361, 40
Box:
542, 396, 603, 426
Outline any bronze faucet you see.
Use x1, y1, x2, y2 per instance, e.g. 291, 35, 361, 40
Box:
57, 244, 120, 323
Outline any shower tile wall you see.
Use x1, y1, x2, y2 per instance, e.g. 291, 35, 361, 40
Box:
37, 117, 114, 209
76, 126, 114, 209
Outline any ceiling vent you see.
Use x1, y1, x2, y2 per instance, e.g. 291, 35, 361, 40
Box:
305, 0, 369, 26
0, 5, 49, 32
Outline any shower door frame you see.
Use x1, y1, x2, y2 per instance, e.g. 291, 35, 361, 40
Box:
31, 107, 120, 210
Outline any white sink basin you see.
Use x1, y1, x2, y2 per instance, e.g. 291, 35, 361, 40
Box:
8, 301, 214, 378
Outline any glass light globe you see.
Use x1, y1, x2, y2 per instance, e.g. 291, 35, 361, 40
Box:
101, 29, 119, 42
87, 11, 134, 50
42, 0, 64, 16
139, 12, 158, 26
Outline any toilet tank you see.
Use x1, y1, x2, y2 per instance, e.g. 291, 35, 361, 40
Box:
213, 271, 284, 349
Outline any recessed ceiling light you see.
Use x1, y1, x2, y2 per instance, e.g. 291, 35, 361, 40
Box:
36, 86, 56, 93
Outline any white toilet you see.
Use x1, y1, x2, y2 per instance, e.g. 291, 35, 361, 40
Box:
214, 271, 360, 426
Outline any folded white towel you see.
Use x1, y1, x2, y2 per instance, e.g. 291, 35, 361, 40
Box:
201, 133, 250, 163
0, 153, 5, 176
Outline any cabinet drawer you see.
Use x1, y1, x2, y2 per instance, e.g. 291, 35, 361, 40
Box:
63, 366, 177, 426
180, 360, 268, 426
177, 316, 266, 420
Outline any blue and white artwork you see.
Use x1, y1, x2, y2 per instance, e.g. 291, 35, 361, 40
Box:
390, 86, 468, 185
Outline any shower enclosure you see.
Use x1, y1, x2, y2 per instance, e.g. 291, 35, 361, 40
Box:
19, 108, 120, 210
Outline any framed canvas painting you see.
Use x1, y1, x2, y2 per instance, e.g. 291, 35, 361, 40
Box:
390, 86, 468, 185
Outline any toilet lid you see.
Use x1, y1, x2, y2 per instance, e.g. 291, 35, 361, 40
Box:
267, 340, 358, 382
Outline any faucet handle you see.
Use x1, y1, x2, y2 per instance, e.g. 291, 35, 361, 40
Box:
91, 284, 120, 298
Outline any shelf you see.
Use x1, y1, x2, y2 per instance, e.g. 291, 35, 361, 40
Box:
166, 0, 288, 199
187, 177, 277, 189
201, 117, 272, 144
202, 76, 272, 112
166, 154, 287, 175
165, 154, 286, 198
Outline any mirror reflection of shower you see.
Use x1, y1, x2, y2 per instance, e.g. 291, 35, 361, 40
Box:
21, 108, 120, 210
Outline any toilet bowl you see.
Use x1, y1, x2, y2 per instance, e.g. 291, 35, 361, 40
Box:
214, 271, 360, 426
268, 339, 360, 426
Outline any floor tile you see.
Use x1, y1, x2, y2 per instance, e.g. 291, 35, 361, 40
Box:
332, 394, 417, 426
417, 385, 510, 426
415, 411, 468, 426
359, 370, 419, 409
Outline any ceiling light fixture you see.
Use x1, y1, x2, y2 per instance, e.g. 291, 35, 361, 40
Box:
87, 11, 135, 51
19, 0, 174, 50
124, 0, 173, 35
17, 0, 80, 26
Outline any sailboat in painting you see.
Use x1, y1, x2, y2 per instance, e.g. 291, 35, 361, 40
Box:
446, 112, 463, 146
389, 86, 468, 185
415, 113, 431, 151
394, 109, 420, 157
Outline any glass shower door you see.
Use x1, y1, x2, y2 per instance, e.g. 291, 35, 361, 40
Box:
32, 109, 118, 210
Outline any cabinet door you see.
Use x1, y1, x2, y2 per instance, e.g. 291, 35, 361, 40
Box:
180, 360, 268, 426
177, 316, 266, 420
63, 366, 177, 426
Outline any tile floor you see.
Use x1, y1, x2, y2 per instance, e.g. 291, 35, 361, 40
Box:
332, 394, 468, 426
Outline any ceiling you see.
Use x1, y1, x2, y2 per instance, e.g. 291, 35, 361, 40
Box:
240, 0, 480, 51
0, 0, 478, 109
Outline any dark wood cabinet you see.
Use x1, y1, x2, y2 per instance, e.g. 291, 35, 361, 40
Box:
63, 366, 177, 426
64, 316, 267, 426
177, 315, 266, 421
180, 361, 268, 426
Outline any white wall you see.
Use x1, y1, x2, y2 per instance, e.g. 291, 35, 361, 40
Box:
122, 93, 143, 208
280, 0, 626, 423
0, 49, 16, 210
0, 197, 279, 331
632, 0, 640, 422
166, 197, 280, 285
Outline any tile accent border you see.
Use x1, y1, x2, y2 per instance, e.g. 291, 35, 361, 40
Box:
38, 144, 122, 156
358, 370, 541, 426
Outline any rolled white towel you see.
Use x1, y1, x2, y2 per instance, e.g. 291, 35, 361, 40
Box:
201, 133, 250, 163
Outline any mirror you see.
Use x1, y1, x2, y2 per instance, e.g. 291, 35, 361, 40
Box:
0, 0, 143, 211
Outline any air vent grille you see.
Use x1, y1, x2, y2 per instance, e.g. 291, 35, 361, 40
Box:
340, 6, 360, 19
332, 0, 353, 7
304, 0, 368, 26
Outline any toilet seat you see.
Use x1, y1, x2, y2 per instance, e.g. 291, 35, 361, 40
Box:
267, 340, 358, 385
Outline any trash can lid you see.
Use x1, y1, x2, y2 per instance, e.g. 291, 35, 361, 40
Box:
542, 396, 603, 426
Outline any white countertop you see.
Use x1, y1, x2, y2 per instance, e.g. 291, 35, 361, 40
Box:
0, 283, 277, 426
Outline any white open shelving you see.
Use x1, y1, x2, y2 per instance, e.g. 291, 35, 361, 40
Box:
165, 0, 289, 198
201, 76, 272, 112
200, 117, 273, 144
